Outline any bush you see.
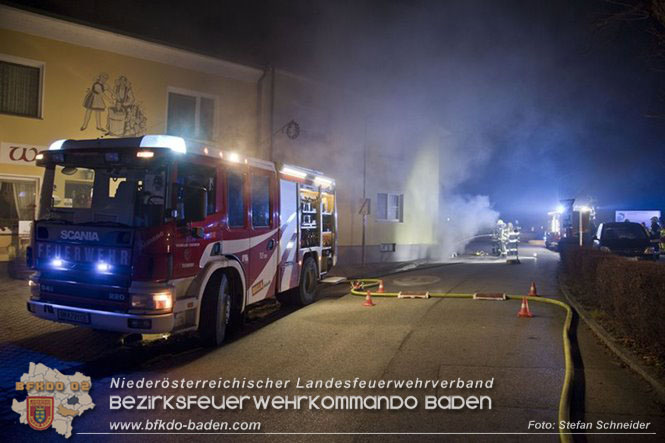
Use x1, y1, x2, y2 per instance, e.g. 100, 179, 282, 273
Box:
560, 247, 665, 360
559, 247, 619, 302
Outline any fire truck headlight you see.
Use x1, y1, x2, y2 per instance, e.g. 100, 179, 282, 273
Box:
130, 292, 173, 313
96, 262, 111, 272
28, 279, 40, 298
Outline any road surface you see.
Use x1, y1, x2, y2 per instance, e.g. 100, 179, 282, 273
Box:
1, 245, 663, 441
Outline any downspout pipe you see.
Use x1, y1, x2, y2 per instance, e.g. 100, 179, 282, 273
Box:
269, 66, 276, 163
256, 66, 268, 159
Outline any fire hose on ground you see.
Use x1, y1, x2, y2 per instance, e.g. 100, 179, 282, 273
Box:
349, 279, 574, 443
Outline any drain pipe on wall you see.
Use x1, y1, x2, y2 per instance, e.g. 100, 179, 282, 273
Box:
269, 66, 276, 162
256, 66, 268, 159
361, 118, 368, 266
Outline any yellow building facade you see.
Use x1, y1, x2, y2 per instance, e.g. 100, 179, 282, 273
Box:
0, 6, 261, 269
0, 5, 441, 271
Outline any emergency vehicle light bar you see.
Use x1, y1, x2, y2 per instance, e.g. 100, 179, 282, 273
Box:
279, 164, 333, 187
47, 135, 187, 154
140, 135, 187, 153
280, 166, 307, 178
48, 139, 67, 150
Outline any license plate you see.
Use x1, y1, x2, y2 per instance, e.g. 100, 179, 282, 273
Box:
57, 309, 90, 324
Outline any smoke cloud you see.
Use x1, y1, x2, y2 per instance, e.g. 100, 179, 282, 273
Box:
434, 194, 499, 260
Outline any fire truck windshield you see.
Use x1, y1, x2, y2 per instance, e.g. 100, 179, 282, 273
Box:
39, 154, 168, 228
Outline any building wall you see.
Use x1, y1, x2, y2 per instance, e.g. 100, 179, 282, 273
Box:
0, 6, 441, 269
270, 71, 440, 263
0, 27, 258, 153
0, 7, 260, 267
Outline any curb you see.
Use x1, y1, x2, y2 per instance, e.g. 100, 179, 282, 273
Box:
559, 283, 665, 402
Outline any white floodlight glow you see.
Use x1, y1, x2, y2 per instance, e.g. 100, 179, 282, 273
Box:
140, 135, 187, 153
281, 166, 307, 178
228, 152, 241, 163
315, 176, 333, 187
35, 153, 44, 160
556, 205, 565, 214
136, 151, 154, 158
96, 262, 111, 272
48, 139, 67, 150
51, 258, 64, 268
578, 206, 591, 213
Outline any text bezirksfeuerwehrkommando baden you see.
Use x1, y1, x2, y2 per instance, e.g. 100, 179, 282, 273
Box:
109, 377, 495, 411
110, 376, 494, 391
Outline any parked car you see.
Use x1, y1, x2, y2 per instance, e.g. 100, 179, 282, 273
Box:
592, 222, 658, 260
544, 231, 561, 250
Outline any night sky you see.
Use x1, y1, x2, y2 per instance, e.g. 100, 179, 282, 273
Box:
6, 0, 665, 225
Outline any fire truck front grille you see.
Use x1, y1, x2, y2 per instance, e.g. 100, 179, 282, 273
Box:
38, 279, 129, 312
39, 266, 131, 288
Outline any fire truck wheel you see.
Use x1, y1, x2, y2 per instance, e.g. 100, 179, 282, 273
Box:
199, 273, 232, 347
298, 256, 318, 305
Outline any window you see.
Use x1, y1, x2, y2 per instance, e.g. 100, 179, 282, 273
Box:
376, 193, 403, 222
251, 174, 271, 228
227, 170, 245, 228
0, 57, 43, 118
64, 181, 94, 209
0, 177, 37, 222
167, 89, 215, 141
175, 162, 216, 221
380, 243, 396, 252
0, 176, 38, 260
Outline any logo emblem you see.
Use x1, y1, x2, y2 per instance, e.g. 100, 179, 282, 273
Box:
27, 397, 54, 431
60, 230, 100, 241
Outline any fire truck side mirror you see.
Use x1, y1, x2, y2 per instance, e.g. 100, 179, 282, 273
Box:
183, 186, 207, 223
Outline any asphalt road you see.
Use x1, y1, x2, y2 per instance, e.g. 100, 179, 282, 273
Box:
2, 246, 664, 442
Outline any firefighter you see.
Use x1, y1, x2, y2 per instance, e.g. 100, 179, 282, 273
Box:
660, 225, 665, 253
650, 216, 661, 242
506, 222, 520, 263
493, 219, 506, 256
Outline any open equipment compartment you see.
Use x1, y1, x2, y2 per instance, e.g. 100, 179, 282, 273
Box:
299, 186, 320, 249
320, 190, 335, 273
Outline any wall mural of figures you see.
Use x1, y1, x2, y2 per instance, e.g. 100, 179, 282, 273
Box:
80, 73, 147, 136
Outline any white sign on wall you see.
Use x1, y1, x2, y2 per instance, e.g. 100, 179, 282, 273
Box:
0, 142, 46, 166
615, 210, 661, 226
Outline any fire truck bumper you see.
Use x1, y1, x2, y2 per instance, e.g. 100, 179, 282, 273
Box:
26, 300, 174, 333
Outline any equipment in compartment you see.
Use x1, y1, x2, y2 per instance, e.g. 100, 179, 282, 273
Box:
298, 185, 336, 267
321, 191, 335, 248
300, 188, 320, 248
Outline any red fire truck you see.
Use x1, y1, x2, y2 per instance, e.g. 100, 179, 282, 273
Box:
26, 135, 337, 346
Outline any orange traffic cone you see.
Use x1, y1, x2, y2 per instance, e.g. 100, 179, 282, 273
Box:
528, 281, 538, 297
517, 297, 533, 318
377, 280, 385, 293
363, 291, 376, 307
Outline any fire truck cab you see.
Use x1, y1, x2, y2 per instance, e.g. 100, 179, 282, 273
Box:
26, 135, 337, 346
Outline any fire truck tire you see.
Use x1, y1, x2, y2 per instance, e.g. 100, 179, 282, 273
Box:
297, 256, 318, 305
277, 256, 318, 306
199, 273, 232, 347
